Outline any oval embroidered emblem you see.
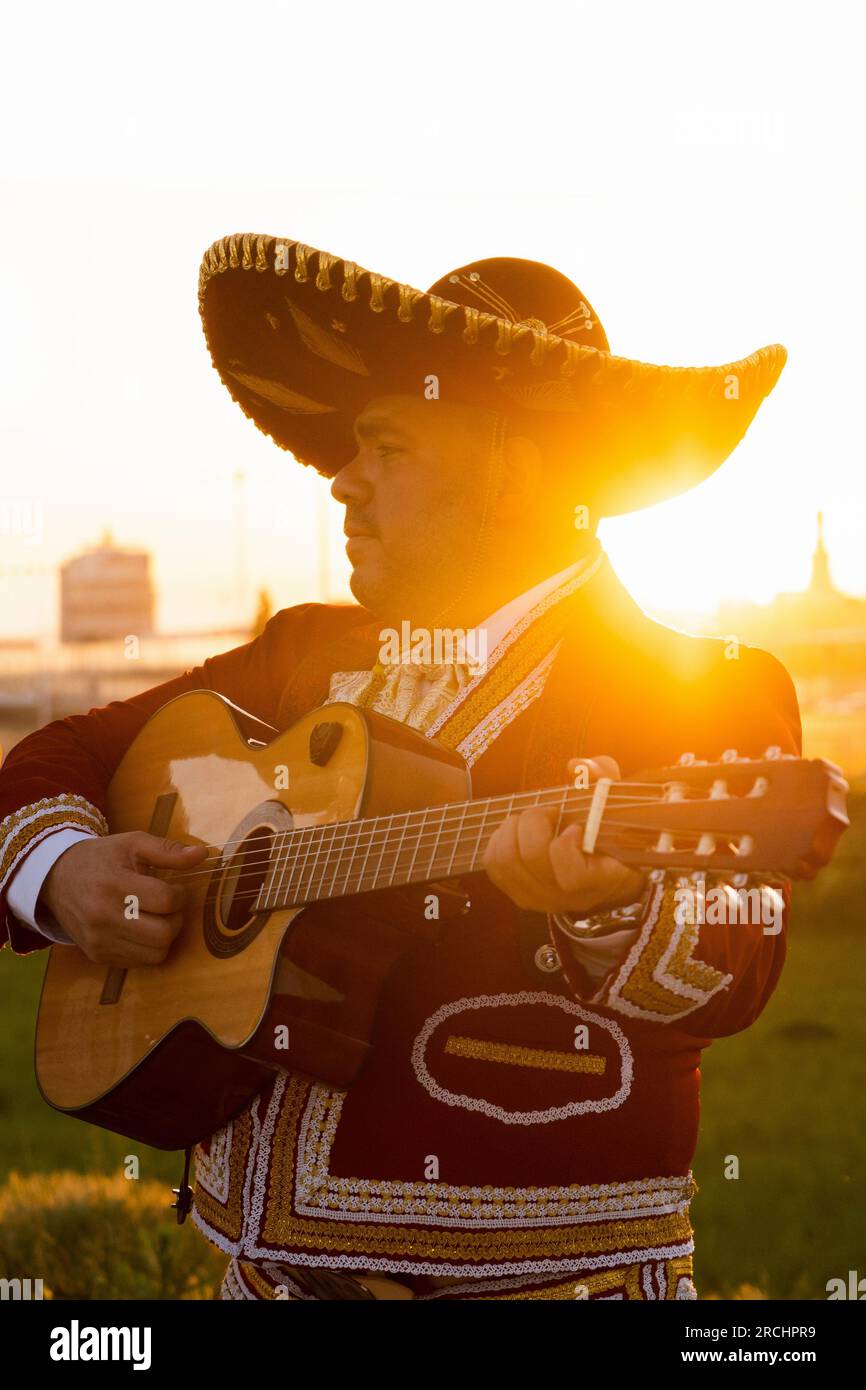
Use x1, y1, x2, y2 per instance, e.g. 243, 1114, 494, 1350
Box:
410, 991, 633, 1125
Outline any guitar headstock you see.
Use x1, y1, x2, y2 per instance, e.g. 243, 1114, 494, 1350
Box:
596, 749, 849, 880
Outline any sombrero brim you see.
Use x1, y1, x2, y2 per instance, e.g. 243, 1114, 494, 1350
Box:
198, 233, 787, 517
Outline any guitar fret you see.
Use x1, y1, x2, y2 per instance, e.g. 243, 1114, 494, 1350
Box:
323, 820, 354, 898
387, 812, 412, 887
370, 811, 396, 891
267, 827, 292, 911
402, 810, 427, 885
445, 802, 469, 877
296, 821, 329, 905
426, 806, 448, 880
283, 826, 310, 906
353, 816, 379, 896
468, 799, 491, 874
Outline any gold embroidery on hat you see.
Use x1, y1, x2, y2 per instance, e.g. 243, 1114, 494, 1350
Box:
495, 321, 531, 356
450, 271, 521, 323
255, 236, 269, 272
294, 243, 312, 283
369, 273, 391, 313
341, 261, 361, 302
241, 233, 254, 270
227, 235, 240, 269
285, 299, 370, 376
528, 327, 552, 366
548, 301, 594, 337
217, 239, 229, 272
316, 252, 337, 292
461, 308, 501, 347
398, 284, 424, 323
227, 367, 338, 414
560, 340, 583, 377
461, 306, 482, 345
428, 296, 454, 334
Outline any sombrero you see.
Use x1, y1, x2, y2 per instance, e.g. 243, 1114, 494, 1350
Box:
198, 233, 786, 516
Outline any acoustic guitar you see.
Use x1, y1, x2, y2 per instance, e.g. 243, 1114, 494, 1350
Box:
34, 690, 848, 1149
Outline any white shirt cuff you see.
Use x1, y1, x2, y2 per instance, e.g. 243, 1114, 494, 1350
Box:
562, 925, 640, 982
6, 829, 95, 942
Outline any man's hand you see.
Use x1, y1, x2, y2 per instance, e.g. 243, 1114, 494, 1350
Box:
482, 756, 646, 915
40, 833, 208, 967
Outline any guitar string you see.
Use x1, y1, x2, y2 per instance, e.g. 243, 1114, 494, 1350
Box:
160, 778, 717, 876
160, 785, 667, 880
162, 788, 730, 887
163, 792, 740, 897
298, 833, 738, 904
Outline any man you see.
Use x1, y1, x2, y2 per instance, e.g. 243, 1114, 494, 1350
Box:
0, 236, 799, 1300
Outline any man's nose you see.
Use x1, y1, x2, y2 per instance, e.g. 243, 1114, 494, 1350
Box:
330, 451, 371, 504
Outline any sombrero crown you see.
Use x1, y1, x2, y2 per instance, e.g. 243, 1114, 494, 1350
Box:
199, 233, 786, 515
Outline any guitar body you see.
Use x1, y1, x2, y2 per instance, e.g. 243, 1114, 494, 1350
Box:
35, 692, 470, 1149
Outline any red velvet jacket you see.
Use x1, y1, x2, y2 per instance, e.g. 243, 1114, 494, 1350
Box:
0, 557, 802, 1281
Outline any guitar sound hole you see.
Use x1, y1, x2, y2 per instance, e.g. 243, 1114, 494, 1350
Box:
221, 829, 274, 932
202, 800, 293, 959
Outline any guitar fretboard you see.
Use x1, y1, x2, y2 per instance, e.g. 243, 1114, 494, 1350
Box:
257, 784, 603, 910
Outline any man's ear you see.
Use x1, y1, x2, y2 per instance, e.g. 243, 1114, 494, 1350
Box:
495, 433, 545, 522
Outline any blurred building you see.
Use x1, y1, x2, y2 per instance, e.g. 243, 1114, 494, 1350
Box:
60, 534, 155, 643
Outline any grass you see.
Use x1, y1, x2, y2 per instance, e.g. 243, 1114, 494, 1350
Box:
1, 781, 863, 1299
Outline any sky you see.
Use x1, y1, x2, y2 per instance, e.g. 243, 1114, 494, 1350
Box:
1, 0, 863, 638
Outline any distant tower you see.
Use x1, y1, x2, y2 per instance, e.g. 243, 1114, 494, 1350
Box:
809, 511, 834, 596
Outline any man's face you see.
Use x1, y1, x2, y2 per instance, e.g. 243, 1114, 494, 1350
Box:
330, 395, 497, 621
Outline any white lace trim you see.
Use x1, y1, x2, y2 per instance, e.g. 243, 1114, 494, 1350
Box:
410, 991, 633, 1125
233, 1244, 694, 1280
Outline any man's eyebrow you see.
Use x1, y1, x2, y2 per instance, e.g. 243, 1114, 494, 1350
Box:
354, 414, 414, 443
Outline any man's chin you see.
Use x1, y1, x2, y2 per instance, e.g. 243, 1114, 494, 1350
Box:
347, 564, 389, 616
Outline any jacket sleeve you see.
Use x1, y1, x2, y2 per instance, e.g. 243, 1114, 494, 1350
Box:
0, 604, 347, 955
550, 644, 803, 1038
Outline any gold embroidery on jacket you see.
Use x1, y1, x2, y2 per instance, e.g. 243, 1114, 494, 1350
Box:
249, 1075, 695, 1266
599, 882, 732, 1022
0, 795, 108, 892
444, 1034, 607, 1076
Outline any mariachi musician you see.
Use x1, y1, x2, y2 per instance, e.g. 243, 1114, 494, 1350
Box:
0, 236, 799, 1300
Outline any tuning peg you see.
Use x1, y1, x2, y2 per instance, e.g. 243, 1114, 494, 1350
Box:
721, 749, 742, 763
764, 746, 782, 759
709, 779, 728, 800
678, 752, 696, 765
747, 776, 769, 798
696, 834, 716, 856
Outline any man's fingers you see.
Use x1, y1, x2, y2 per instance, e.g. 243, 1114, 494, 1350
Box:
516, 808, 559, 883
126, 832, 207, 871
116, 911, 185, 959
483, 813, 559, 909
120, 872, 187, 917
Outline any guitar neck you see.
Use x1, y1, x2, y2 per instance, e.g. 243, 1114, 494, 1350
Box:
257, 784, 594, 911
